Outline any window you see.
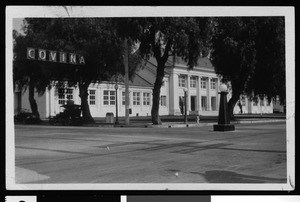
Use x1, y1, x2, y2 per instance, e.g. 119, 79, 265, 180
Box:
143, 92, 151, 105
161, 95, 167, 106
58, 88, 73, 105
103, 90, 115, 105
133, 92, 140, 105
260, 99, 264, 106
122, 92, 125, 105
253, 99, 258, 106
122, 92, 130, 105
178, 75, 187, 87
190, 76, 197, 88
210, 78, 217, 90
89, 89, 96, 105
201, 78, 207, 89
241, 96, 246, 106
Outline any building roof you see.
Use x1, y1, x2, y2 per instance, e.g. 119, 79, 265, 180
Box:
116, 55, 216, 88
129, 73, 153, 88
166, 56, 215, 71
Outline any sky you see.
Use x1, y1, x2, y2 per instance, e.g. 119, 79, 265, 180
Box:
12, 18, 25, 34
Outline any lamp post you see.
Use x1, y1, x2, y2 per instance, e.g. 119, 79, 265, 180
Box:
183, 87, 188, 124
213, 84, 235, 131
115, 83, 119, 125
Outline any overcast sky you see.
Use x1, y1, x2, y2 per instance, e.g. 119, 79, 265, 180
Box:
13, 18, 24, 34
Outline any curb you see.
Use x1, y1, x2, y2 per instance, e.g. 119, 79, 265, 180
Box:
17, 119, 286, 128
146, 119, 286, 128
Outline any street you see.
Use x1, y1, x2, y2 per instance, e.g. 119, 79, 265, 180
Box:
14, 122, 287, 184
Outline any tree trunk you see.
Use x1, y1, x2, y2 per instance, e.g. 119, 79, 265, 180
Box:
28, 79, 40, 119
227, 93, 240, 121
151, 60, 165, 125
79, 81, 95, 124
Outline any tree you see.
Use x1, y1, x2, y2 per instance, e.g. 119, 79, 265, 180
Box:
115, 17, 213, 124
246, 17, 285, 104
209, 17, 285, 119
14, 18, 141, 123
13, 29, 53, 120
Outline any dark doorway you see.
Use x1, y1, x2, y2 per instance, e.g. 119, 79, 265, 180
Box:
191, 96, 197, 111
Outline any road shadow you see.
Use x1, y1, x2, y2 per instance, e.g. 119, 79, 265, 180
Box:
199, 170, 286, 183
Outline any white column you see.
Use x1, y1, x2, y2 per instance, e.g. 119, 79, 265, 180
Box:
169, 72, 179, 115
207, 77, 211, 111
197, 76, 201, 113
216, 78, 220, 111
187, 74, 191, 113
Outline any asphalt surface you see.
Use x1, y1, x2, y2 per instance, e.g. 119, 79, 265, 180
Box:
13, 121, 287, 185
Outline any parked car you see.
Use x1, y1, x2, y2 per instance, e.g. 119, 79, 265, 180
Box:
14, 109, 41, 124
49, 104, 83, 126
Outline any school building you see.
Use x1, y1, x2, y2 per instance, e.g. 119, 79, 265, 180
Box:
14, 56, 274, 119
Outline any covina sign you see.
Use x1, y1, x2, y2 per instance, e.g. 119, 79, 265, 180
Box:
27, 47, 85, 65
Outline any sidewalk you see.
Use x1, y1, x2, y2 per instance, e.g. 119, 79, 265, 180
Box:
36, 113, 286, 128
92, 113, 286, 128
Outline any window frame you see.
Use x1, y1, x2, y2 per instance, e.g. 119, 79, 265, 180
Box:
103, 90, 116, 106
160, 95, 167, 106
178, 75, 187, 87
143, 92, 151, 106
190, 76, 197, 88
210, 78, 217, 90
201, 77, 207, 89
133, 92, 141, 106
88, 89, 96, 105
58, 88, 73, 105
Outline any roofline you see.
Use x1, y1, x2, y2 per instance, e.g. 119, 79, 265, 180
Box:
143, 58, 169, 75
166, 65, 215, 74
132, 73, 153, 87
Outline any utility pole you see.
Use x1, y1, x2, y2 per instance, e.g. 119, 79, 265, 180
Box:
124, 38, 130, 126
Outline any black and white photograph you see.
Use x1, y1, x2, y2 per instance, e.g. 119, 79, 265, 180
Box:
5, 6, 295, 190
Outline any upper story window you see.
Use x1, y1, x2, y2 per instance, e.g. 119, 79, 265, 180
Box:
143, 92, 151, 105
103, 90, 115, 105
190, 76, 197, 88
58, 88, 73, 105
210, 78, 217, 90
178, 75, 187, 87
89, 89, 96, 105
133, 92, 141, 105
201, 77, 207, 89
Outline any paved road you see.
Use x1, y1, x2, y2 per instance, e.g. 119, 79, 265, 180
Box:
14, 122, 286, 184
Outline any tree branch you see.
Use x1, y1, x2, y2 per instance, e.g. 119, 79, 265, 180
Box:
162, 38, 173, 63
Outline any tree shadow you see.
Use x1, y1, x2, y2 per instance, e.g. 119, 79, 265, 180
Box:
200, 170, 286, 183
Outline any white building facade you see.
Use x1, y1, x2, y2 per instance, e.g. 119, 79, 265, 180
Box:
14, 56, 274, 119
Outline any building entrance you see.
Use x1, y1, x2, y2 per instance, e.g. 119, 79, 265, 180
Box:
201, 96, 207, 111
191, 96, 197, 111
211, 96, 217, 111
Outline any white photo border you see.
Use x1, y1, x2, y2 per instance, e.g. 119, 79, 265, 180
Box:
6, 6, 295, 190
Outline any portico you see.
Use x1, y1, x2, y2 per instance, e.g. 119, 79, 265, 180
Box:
166, 57, 220, 116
